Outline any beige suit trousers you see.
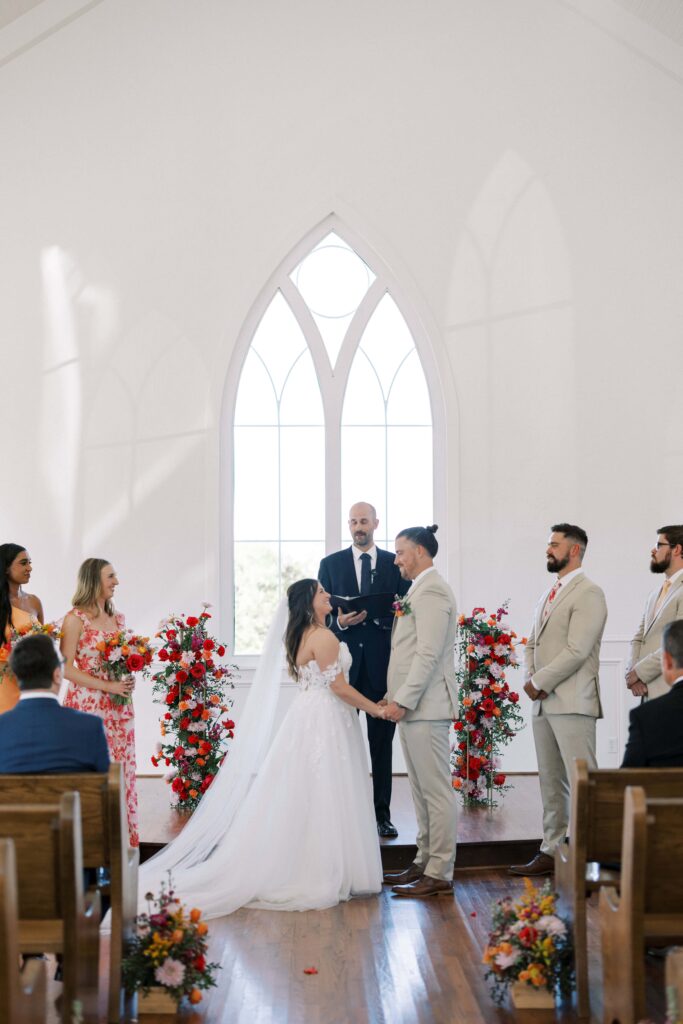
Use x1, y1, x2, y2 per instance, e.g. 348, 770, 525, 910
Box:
532, 711, 597, 854
399, 719, 457, 881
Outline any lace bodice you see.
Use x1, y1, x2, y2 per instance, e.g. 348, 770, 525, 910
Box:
297, 641, 352, 691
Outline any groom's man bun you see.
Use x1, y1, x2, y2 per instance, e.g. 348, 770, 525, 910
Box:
396, 524, 439, 558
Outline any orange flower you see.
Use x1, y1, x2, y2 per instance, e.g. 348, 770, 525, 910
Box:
466, 643, 475, 653
190, 908, 202, 922
452, 778, 462, 789
121, 645, 130, 656
179, 701, 189, 711
171, 929, 183, 944
195, 757, 206, 767
189, 990, 203, 1004
209, 694, 220, 705
96, 640, 107, 652
201, 710, 210, 720
189, 789, 198, 799
197, 922, 208, 936
493, 707, 501, 717
462, 696, 473, 707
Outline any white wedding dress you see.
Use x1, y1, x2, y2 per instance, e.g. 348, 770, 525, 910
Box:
138, 634, 382, 917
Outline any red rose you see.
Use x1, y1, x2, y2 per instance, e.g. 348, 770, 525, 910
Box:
464, 710, 477, 724
518, 926, 538, 947
164, 713, 172, 721
187, 617, 199, 628
200, 775, 214, 792
158, 649, 169, 662
126, 653, 144, 673
190, 663, 205, 679
169, 651, 182, 663
176, 669, 188, 684
180, 717, 190, 730
165, 693, 176, 705
188, 735, 199, 746
194, 955, 206, 972
203, 639, 215, 651
166, 629, 177, 639
482, 686, 492, 697
217, 645, 226, 657
171, 777, 184, 793
509, 692, 519, 703
225, 719, 235, 729
453, 721, 464, 732
493, 773, 506, 786
173, 746, 185, 759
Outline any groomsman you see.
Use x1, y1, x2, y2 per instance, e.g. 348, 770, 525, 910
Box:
383, 524, 458, 898
625, 525, 683, 702
622, 620, 683, 767
510, 524, 607, 877
318, 502, 409, 837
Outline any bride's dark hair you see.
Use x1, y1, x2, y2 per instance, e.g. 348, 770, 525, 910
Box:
284, 578, 319, 679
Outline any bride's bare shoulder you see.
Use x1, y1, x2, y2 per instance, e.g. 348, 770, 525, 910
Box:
310, 628, 339, 655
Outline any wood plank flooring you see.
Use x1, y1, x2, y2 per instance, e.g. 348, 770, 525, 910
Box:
41, 870, 666, 1024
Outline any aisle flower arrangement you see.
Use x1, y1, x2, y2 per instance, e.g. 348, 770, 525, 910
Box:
0, 620, 63, 681
482, 878, 574, 1005
122, 875, 220, 1006
451, 603, 525, 808
97, 630, 155, 705
151, 606, 236, 811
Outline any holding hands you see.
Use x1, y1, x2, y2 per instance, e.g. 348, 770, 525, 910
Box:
375, 699, 406, 722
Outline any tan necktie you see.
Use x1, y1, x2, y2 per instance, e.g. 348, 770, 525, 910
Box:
653, 579, 672, 618
542, 581, 562, 621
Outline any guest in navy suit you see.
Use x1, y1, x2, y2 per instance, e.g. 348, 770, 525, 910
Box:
0, 632, 110, 774
622, 619, 683, 768
318, 502, 410, 837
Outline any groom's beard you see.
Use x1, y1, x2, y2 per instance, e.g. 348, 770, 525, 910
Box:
546, 554, 570, 574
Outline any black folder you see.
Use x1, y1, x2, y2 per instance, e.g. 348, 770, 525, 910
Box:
330, 592, 395, 619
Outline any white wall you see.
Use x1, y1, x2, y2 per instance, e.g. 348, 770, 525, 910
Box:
1, 0, 682, 776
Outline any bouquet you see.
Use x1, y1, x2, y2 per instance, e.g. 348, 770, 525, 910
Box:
96, 630, 154, 705
483, 878, 574, 1005
0, 620, 63, 682
451, 603, 525, 808
122, 874, 219, 1005
151, 606, 236, 811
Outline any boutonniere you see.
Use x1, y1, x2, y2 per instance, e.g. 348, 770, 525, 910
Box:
392, 595, 412, 617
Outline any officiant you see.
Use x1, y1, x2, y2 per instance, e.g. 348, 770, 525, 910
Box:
318, 502, 410, 837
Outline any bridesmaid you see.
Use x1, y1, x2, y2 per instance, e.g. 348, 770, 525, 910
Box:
0, 543, 45, 715
61, 558, 139, 847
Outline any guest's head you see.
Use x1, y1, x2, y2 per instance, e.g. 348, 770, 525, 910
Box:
650, 525, 683, 576
662, 620, 683, 686
284, 579, 331, 678
72, 558, 118, 616
546, 523, 588, 575
348, 502, 378, 551
0, 542, 30, 638
394, 525, 438, 581
9, 633, 62, 693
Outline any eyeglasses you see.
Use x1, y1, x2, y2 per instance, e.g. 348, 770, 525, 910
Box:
656, 542, 671, 549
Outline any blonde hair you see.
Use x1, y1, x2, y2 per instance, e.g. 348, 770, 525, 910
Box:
72, 558, 115, 617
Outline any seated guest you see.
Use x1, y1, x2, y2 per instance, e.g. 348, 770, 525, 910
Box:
622, 619, 683, 768
0, 633, 110, 773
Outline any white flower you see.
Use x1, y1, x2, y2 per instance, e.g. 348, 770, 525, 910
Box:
180, 652, 193, 669
154, 741, 164, 753
201, 602, 213, 609
537, 915, 566, 937
474, 644, 488, 658
494, 949, 520, 969
494, 643, 509, 657
155, 958, 185, 987
108, 649, 123, 663
489, 663, 504, 679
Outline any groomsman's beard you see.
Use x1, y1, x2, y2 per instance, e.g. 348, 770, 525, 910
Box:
651, 554, 670, 574
546, 554, 570, 573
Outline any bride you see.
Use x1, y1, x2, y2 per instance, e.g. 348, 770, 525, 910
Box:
138, 579, 387, 915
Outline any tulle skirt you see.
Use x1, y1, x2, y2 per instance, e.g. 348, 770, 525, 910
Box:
146, 686, 382, 917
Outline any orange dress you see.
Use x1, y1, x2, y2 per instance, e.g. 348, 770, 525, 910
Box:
0, 608, 36, 715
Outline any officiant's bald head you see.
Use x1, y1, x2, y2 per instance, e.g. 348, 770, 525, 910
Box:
348, 502, 378, 551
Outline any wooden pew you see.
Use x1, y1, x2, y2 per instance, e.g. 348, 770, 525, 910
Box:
599, 786, 683, 1024
0, 792, 100, 1024
0, 764, 138, 1023
0, 838, 46, 1024
554, 760, 683, 1018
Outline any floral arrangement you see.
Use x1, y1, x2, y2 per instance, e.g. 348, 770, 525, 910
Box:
151, 606, 236, 811
96, 630, 154, 705
451, 603, 525, 808
482, 878, 574, 1005
392, 595, 412, 617
122, 875, 219, 1005
0, 620, 63, 682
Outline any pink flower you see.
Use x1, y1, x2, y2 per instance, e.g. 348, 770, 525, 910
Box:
155, 958, 186, 987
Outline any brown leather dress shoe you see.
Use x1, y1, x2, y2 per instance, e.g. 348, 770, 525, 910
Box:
509, 852, 554, 876
382, 863, 423, 885
392, 875, 453, 898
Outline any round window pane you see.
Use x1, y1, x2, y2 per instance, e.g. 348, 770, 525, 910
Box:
294, 244, 372, 319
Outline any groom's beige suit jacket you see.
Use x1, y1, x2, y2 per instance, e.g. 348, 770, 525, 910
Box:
628, 574, 683, 701
386, 569, 458, 719
525, 573, 607, 719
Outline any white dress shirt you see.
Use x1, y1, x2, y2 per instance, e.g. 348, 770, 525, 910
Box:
351, 544, 377, 590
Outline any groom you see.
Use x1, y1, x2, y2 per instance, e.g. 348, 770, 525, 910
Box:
383, 525, 458, 898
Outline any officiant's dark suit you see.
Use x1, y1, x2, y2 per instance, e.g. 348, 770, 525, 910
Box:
318, 504, 409, 834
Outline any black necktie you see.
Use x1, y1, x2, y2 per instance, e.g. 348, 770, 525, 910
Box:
360, 553, 372, 595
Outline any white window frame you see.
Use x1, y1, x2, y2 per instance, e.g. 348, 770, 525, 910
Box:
220, 214, 448, 665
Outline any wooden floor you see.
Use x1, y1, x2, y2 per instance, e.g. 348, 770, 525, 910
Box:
41, 870, 666, 1024
137, 774, 544, 869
